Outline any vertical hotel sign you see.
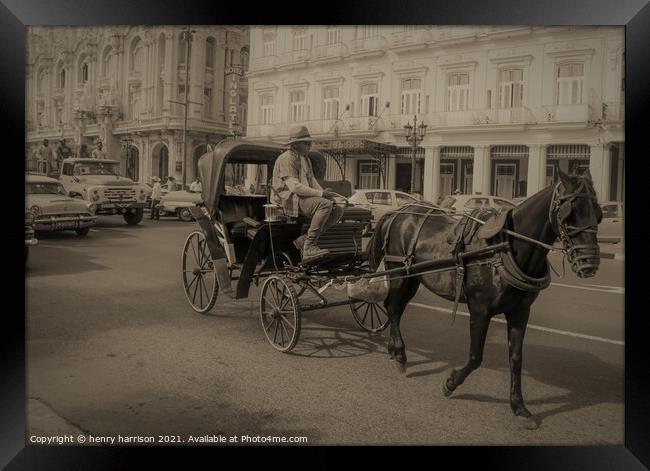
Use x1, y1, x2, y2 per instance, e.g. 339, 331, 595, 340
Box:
225, 65, 243, 132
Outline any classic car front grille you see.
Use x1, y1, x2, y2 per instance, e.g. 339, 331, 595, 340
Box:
103, 188, 137, 202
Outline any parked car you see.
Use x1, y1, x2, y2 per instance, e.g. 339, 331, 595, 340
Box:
58, 158, 150, 225
26, 174, 98, 236
348, 189, 421, 222
157, 189, 203, 221
439, 194, 517, 215
512, 196, 528, 205
598, 201, 624, 243
25, 210, 38, 262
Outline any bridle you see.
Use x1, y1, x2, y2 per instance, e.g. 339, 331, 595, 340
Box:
548, 179, 601, 277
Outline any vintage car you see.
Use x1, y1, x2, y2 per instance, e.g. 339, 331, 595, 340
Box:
25, 210, 38, 261
58, 158, 151, 225
158, 189, 203, 221
439, 194, 517, 214
26, 174, 97, 236
598, 201, 624, 243
348, 189, 421, 223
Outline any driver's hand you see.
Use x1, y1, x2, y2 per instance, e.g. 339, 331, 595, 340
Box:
322, 188, 338, 200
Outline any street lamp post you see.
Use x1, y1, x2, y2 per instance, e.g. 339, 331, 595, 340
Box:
403, 115, 427, 194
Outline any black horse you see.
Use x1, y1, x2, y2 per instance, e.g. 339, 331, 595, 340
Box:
367, 169, 602, 428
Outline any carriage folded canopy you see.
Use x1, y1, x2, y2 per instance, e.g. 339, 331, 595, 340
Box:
196, 139, 328, 218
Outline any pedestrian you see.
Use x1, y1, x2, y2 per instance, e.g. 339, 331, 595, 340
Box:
189, 177, 202, 193
56, 138, 72, 167
91, 141, 107, 159
166, 176, 177, 192
78, 143, 90, 158
150, 176, 162, 220
36, 138, 55, 174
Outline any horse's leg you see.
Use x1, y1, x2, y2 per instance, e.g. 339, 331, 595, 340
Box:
442, 306, 491, 396
505, 306, 538, 429
386, 278, 420, 374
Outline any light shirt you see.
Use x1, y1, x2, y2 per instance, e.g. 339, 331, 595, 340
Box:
271, 149, 323, 217
189, 181, 202, 193
91, 147, 107, 159
151, 182, 162, 200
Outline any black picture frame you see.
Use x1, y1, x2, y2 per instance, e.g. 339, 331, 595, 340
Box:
5, 0, 649, 468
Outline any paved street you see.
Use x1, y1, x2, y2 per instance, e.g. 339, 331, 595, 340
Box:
26, 216, 624, 445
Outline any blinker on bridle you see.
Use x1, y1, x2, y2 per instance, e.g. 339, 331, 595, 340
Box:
549, 179, 601, 277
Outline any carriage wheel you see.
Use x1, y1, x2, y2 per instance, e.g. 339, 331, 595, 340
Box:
182, 230, 218, 314
260, 276, 301, 352
350, 301, 390, 333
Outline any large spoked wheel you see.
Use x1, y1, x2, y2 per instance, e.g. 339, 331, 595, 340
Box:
260, 276, 301, 353
350, 301, 390, 333
182, 230, 218, 314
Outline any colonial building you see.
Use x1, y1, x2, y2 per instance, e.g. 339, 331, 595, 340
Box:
246, 26, 624, 203
26, 26, 249, 186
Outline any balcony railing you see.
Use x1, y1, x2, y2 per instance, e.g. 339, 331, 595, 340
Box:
389, 29, 432, 49
542, 104, 594, 123
280, 49, 310, 67
250, 55, 279, 72
310, 43, 348, 62
348, 36, 387, 56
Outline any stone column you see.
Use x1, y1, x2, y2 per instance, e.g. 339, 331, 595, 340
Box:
526, 144, 547, 196
589, 144, 611, 202
163, 32, 174, 116
190, 31, 204, 118
472, 145, 491, 195
423, 146, 440, 203
387, 155, 397, 190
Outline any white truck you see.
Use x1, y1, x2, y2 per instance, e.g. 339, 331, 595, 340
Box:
58, 158, 151, 225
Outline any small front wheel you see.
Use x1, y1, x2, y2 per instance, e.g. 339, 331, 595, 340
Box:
124, 208, 144, 225
178, 207, 194, 222
260, 276, 301, 352
76, 227, 90, 236
350, 300, 390, 333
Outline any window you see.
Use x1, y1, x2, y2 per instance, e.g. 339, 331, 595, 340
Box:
465, 198, 489, 209
358, 162, 381, 189
557, 63, 584, 105
323, 86, 340, 120
360, 83, 379, 117
178, 36, 187, 64
260, 94, 274, 124
439, 162, 455, 197
600, 204, 618, 219
400, 78, 421, 115
289, 90, 305, 123
396, 193, 417, 206
263, 33, 276, 56
494, 163, 516, 199
327, 27, 341, 45
203, 88, 212, 119
367, 192, 392, 205
499, 68, 524, 108
205, 38, 216, 68
447, 73, 469, 111
546, 164, 556, 187
81, 63, 89, 83
292, 29, 306, 51
463, 162, 473, 194
58, 68, 65, 89
130, 38, 143, 73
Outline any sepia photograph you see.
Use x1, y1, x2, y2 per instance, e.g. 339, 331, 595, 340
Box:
21, 23, 630, 448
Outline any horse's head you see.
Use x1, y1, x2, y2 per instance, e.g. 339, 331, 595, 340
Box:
550, 169, 603, 278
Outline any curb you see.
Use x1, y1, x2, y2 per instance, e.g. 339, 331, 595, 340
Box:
601, 252, 624, 260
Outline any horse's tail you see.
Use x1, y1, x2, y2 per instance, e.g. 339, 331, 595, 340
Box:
366, 212, 393, 271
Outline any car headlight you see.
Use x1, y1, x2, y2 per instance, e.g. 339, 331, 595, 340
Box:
25, 212, 35, 225
87, 203, 97, 215
30, 205, 41, 216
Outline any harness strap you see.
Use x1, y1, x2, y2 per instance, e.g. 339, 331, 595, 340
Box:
451, 253, 466, 325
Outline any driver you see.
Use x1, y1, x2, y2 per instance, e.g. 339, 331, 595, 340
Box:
271, 125, 342, 263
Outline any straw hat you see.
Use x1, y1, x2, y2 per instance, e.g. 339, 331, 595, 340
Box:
286, 125, 313, 146
152, 176, 160, 182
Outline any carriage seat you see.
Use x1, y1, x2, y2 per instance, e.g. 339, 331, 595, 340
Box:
217, 195, 267, 239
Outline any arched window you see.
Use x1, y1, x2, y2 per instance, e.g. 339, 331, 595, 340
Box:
37, 68, 47, 95
58, 68, 66, 89
178, 35, 187, 64
240, 46, 249, 72
205, 37, 215, 68
80, 62, 89, 84
130, 37, 143, 73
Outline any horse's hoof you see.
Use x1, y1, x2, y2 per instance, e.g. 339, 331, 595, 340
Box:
390, 359, 407, 374
516, 415, 539, 430
441, 378, 454, 397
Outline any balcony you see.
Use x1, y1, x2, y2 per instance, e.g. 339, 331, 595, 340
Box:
389, 29, 432, 51
542, 104, 594, 124
280, 49, 310, 69
348, 36, 387, 58
310, 43, 348, 63
249, 55, 279, 73
478, 107, 537, 125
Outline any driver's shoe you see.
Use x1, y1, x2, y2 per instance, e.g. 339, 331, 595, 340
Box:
293, 235, 306, 251
301, 244, 330, 263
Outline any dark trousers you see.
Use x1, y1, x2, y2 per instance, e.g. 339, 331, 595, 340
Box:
150, 199, 161, 219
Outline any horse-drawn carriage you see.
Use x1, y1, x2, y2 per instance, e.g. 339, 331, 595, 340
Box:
182, 138, 604, 428
181, 140, 388, 352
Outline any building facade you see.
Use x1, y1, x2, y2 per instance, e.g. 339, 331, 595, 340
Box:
246, 26, 625, 203
26, 26, 250, 186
